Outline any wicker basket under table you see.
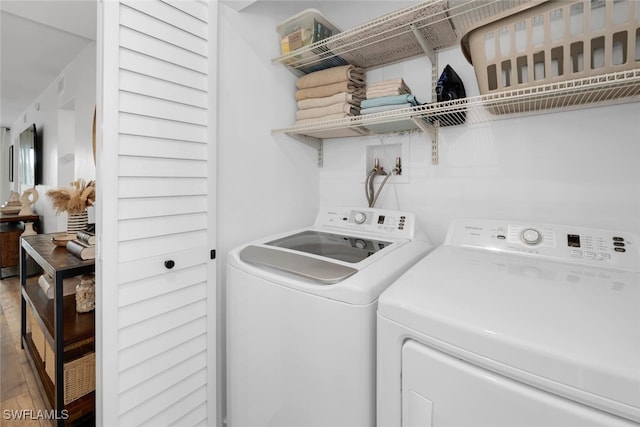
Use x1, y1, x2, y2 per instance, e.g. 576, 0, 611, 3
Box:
28, 305, 95, 405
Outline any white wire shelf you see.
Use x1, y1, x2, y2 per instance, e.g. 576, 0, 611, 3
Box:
272, 0, 640, 165
272, 0, 532, 75
272, 70, 640, 140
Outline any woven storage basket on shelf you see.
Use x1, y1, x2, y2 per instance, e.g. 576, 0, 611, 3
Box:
44, 338, 96, 405
44, 339, 54, 384
461, 0, 640, 107
62, 352, 96, 405
27, 306, 46, 361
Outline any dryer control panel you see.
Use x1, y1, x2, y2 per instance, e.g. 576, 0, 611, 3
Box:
314, 207, 417, 240
445, 219, 640, 272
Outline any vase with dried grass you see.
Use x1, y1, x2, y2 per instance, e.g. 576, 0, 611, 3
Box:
46, 179, 96, 234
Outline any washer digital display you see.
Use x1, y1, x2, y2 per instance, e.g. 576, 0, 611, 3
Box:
567, 234, 581, 248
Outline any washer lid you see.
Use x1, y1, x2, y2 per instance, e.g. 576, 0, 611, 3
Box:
240, 245, 358, 284
379, 246, 640, 422
265, 230, 391, 263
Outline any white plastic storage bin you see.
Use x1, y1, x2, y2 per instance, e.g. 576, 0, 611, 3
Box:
461, 0, 640, 94
277, 8, 341, 55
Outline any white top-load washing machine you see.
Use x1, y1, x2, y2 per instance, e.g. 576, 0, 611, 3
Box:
378, 219, 640, 427
226, 207, 433, 427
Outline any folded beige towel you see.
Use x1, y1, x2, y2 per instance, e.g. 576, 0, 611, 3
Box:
367, 78, 411, 99
368, 82, 410, 92
297, 92, 363, 110
296, 102, 360, 120
296, 81, 365, 101
368, 78, 406, 89
295, 113, 354, 126
366, 87, 411, 99
296, 65, 366, 89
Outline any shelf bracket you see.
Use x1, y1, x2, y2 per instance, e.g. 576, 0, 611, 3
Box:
287, 134, 323, 167
411, 118, 439, 165
431, 120, 439, 165
409, 23, 436, 65
410, 22, 439, 165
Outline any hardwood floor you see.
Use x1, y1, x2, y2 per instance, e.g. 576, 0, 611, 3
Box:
0, 274, 54, 427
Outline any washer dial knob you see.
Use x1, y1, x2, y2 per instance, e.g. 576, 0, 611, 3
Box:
353, 212, 367, 224
521, 228, 542, 245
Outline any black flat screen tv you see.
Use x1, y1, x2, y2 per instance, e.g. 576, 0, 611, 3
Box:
19, 123, 42, 186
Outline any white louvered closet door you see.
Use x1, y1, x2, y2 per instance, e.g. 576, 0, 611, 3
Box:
97, 1, 216, 426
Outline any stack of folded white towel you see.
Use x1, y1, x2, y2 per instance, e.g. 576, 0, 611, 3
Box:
360, 78, 420, 115
294, 65, 365, 126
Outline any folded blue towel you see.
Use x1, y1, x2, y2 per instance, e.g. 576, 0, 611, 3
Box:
361, 94, 419, 109
361, 103, 415, 115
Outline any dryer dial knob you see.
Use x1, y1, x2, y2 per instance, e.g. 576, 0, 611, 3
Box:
521, 228, 542, 245
353, 212, 367, 224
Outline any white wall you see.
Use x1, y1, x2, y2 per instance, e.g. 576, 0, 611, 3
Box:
218, 0, 640, 249
311, 4, 640, 245
319, 64, 640, 244
9, 42, 96, 234
217, 2, 332, 422
216, 0, 425, 252
217, 2, 322, 256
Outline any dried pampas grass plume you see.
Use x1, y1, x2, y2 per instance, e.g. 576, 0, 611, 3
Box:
46, 179, 96, 215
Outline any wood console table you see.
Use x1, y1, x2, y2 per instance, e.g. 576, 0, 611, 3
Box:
0, 214, 40, 279
20, 233, 95, 426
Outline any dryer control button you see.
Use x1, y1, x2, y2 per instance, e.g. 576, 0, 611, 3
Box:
353, 212, 367, 224
521, 228, 542, 245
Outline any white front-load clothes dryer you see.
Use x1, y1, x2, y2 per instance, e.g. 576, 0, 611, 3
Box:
377, 219, 640, 427
226, 207, 434, 427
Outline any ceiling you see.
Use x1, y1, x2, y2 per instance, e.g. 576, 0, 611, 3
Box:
0, 0, 96, 129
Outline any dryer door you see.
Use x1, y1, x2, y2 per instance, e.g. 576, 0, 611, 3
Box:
401, 340, 637, 427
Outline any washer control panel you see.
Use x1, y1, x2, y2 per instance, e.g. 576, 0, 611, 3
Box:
314, 207, 415, 239
446, 219, 639, 271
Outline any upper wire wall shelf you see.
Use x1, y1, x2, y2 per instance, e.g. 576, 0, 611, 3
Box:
271, 0, 532, 75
